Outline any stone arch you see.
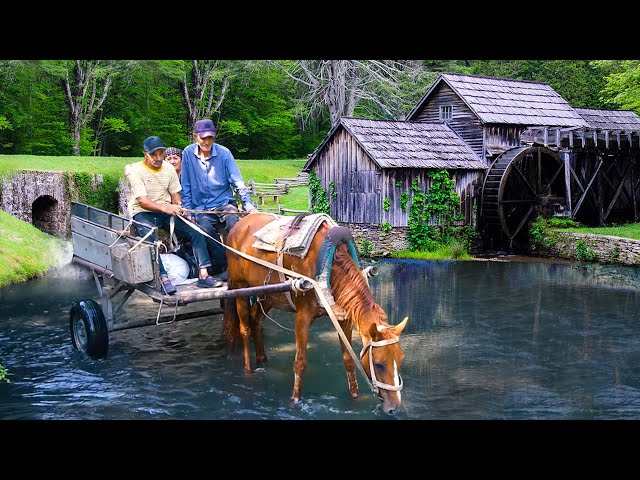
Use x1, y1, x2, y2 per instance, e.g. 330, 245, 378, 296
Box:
32, 195, 60, 236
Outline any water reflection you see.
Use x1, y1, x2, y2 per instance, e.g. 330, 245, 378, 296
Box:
2, 258, 640, 419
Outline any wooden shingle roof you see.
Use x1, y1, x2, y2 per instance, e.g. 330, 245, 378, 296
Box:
304, 117, 485, 171
407, 73, 589, 128
574, 107, 640, 131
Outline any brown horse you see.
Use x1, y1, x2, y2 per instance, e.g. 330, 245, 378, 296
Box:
222, 212, 408, 415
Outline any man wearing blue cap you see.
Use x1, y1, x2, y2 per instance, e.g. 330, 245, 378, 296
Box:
180, 119, 258, 282
128, 135, 222, 293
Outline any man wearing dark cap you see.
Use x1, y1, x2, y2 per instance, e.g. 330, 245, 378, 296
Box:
127, 135, 221, 293
180, 119, 258, 281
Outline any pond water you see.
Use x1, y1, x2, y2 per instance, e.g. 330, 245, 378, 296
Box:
2, 256, 640, 420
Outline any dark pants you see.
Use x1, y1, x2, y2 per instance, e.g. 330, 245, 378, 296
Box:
133, 211, 211, 278
194, 203, 239, 275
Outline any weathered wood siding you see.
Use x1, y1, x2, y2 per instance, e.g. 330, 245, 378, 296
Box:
485, 125, 526, 156
312, 128, 382, 224
410, 83, 485, 161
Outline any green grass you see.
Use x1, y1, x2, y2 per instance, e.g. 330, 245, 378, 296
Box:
560, 223, 640, 240
391, 243, 473, 261
0, 210, 70, 287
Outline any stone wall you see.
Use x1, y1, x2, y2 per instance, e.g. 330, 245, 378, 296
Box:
0, 171, 72, 238
342, 223, 410, 256
535, 231, 640, 265
0, 170, 102, 239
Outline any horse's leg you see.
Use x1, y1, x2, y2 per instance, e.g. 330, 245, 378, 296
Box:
251, 301, 268, 366
338, 318, 359, 398
235, 296, 253, 372
291, 308, 315, 403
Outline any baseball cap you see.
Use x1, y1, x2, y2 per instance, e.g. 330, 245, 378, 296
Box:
143, 136, 166, 154
194, 119, 216, 138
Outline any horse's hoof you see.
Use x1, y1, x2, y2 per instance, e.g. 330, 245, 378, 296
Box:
291, 396, 302, 403
350, 392, 359, 399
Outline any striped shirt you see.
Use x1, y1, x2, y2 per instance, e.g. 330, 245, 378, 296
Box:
127, 161, 181, 217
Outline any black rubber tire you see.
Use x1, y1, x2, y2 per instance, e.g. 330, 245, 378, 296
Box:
69, 299, 109, 359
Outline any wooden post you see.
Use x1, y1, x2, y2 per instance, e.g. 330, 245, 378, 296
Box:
562, 149, 572, 218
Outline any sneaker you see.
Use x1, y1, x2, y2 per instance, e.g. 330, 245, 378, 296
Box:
196, 276, 223, 288
160, 277, 177, 295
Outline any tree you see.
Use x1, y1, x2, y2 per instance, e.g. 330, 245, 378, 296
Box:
268, 60, 427, 128
178, 60, 231, 136
592, 60, 640, 113
41, 60, 124, 155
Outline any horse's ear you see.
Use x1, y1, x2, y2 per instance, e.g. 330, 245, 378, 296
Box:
392, 317, 408, 336
369, 323, 383, 340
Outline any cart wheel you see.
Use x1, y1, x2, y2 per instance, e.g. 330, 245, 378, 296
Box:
69, 299, 109, 359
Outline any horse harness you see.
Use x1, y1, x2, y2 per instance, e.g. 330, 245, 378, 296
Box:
360, 326, 404, 394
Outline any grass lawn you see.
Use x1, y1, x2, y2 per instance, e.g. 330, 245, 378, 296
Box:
559, 223, 640, 240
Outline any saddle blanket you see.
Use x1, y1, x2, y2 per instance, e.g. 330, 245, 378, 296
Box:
252, 213, 337, 258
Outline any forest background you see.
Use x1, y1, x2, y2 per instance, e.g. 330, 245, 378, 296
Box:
1, 59, 639, 159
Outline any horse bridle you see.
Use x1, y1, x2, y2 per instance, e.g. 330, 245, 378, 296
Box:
359, 336, 403, 395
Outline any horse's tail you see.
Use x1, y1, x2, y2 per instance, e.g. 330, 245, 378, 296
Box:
222, 279, 242, 354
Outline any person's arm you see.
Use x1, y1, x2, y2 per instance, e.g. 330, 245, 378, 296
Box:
226, 156, 256, 213
181, 149, 193, 211
137, 195, 182, 215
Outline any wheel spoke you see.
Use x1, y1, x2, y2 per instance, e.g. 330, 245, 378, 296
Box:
509, 205, 536, 240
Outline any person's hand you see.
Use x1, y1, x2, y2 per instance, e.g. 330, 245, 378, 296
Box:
163, 203, 183, 216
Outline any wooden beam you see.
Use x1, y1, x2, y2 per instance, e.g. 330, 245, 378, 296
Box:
563, 150, 572, 217
569, 130, 574, 148
605, 130, 610, 149
603, 161, 632, 221
573, 158, 603, 217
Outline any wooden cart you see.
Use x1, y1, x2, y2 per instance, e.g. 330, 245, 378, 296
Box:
68, 201, 312, 359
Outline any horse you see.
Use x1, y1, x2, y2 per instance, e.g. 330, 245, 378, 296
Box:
222, 212, 408, 415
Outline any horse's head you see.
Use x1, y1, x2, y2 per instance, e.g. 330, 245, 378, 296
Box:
360, 316, 408, 415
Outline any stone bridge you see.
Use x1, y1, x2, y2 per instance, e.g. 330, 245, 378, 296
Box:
0, 170, 105, 239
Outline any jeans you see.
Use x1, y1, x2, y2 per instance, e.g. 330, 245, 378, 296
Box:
133, 211, 211, 278
194, 203, 239, 274
194, 214, 228, 275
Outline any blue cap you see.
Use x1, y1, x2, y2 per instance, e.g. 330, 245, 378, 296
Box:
143, 136, 166, 154
194, 119, 216, 138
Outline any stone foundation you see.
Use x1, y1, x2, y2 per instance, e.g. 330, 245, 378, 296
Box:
535, 231, 640, 265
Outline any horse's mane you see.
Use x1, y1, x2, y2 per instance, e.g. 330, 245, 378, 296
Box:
330, 244, 387, 335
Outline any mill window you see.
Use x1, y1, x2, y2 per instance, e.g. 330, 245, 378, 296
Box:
440, 105, 452, 121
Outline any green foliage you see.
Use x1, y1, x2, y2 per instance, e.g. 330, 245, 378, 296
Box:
592, 60, 640, 114
380, 222, 392, 234
0, 363, 8, 383
610, 246, 621, 262
359, 238, 375, 257
406, 169, 462, 251
309, 171, 330, 214
575, 239, 598, 262
383, 197, 390, 211
400, 190, 409, 212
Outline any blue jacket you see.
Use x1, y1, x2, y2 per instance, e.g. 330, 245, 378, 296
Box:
180, 142, 254, 212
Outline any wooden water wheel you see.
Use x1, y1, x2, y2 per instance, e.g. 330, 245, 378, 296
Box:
481, 145, 566, 248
